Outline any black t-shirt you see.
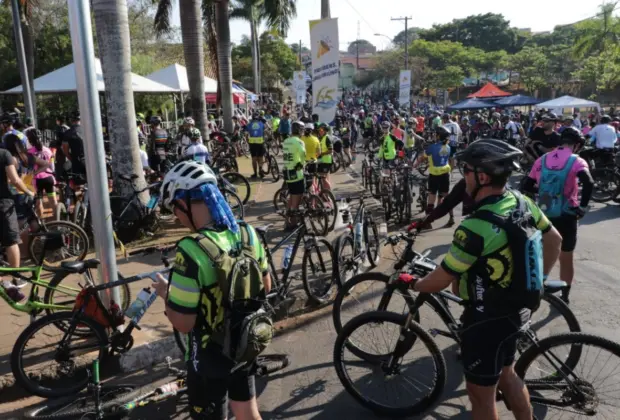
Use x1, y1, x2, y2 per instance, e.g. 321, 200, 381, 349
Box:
0, 149, 14, 199
530, 127, 561, 149
63, 124, 85, 161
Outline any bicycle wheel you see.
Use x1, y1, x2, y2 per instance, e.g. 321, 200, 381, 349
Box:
318, 189, 338, 232
222, 188, 244, 220
54, 203, 70, 221
363, 215, 381, 267
269, 156, 280, 182
44, 270, 131, 317
272, 187, 288, 213
301, 238, 336, 304
302, 194, 328, 236
11, 311, 109, 398
221, 172, 251, 205
30, 221, 90, 270
335, 233, 358, 287
515, 332, 620, 418
361, 160, 368, 189
591, 168, 620, 203
24, 384, 138, 419
333, 311, 446, 418
72, 201, 88, 230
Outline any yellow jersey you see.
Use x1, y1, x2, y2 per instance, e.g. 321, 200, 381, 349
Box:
301, 135, 321, 161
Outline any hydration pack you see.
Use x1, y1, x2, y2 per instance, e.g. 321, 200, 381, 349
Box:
537, 154, 576, 218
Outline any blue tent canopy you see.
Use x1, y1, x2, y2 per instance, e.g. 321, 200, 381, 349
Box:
493, 94, 542, 107
447, 98, 497, 110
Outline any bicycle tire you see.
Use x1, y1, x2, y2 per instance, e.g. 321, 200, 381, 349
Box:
11, 311, 109, 398
364, 215, 380, 267
334, 233, 358, 287
30, 221, 90, 270
72, 201, 88, 230
24, 384, 137, 419
301, 238, 336, 305
54, 203, 70, 221
333, 311, 446, 418
221, 172, 251, 205
223, 188, 244, 220
269, 156, 280, 182
361, 160, 368, 189
590, 168, 620, 203
272, 187, 288, 213
44, 270, 131, 317
319, 189, 338, 232
303, 194, 328, 236
515, 332, 620, 414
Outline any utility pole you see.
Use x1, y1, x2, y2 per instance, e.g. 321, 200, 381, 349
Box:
356, 21, 360, 70
299, 39, 302, 70
321, 0, 330, 18
391, 16, 412, 70
10, 0, 35, 123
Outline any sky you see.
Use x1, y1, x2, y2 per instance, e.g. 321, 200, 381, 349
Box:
172, 0, 611, 50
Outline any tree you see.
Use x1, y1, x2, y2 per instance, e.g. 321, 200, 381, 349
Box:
347, 39, 376, 54
420, 13, 524, 53
214, 0, 234, 132
393, 28, 423, 48
574, 44, 620, 95
92, 0, 147, 197
573, 2, 620, 58
432, 65, 464, 89
510, 46, 549, 94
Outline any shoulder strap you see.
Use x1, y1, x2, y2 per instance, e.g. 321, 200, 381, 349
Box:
560, 155, 577, 177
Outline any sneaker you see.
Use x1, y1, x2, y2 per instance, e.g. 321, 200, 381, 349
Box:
446, 217, 455, 227
2, 282, 26, 302
250, 174, 259, 180
12, 278, 28, 288
561, 295, 570, 305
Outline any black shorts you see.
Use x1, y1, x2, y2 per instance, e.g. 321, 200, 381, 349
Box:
187, 339, 256, 420
460, 311, 530, 386
449, 145, 458, 158
249, 143, 265, 158
286, 179, 305, 195
428, 173, 450, 195
549, 216, 578, 252
0, 198, 21, 247
318, 163, 331, 173
35, 177, 56, 197
306, 162, 318, 174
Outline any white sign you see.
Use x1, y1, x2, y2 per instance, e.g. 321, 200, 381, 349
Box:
296, 90, 306, 105
310, 18, 340, 124
293, 71, 307, 92
399, 70, 411, 108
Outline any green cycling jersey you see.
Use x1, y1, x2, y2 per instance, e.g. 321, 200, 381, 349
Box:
282, 136, 306, 182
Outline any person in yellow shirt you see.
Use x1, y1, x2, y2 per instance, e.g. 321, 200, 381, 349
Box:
301, 123, 321, 161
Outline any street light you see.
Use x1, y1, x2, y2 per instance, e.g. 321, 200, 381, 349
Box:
374, 33, 393, 49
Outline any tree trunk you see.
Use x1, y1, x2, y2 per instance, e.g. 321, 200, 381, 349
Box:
215, 0, 234, 133
321, 0, 330, 18
250, 17, 259, 94
92, 0, 147, 201
254, 19, 262, 94
19, 8, 36, 120
179, 0, 209, 138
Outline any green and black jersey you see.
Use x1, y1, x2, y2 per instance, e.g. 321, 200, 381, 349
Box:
441, 191, 551, 313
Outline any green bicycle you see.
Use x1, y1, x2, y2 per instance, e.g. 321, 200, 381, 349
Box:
0, 232, 130, 323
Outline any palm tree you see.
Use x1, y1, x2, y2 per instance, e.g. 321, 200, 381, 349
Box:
154, 0, 208, 137
574, 2, 620, 58
229, 0, 297, 95
92, 0, 147, 198
214, 0, 234, 132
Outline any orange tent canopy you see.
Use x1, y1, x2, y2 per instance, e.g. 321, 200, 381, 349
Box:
467, 82, 512, 98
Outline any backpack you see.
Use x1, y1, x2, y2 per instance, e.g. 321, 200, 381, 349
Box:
473, 191, 544, 312
194, 223, 273, 365
537, 154, 576, 218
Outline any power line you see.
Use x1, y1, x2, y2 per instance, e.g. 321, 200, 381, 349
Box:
342, 0, 377, 34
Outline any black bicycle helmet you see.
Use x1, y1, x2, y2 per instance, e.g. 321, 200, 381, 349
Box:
0, 114, 14, 125
560, 127, 584, 145
455, 138, 522, 176
601, 115, 612, 124
542, 112, 558, 121
150, 116, 162, 125
435, 125, 451, 140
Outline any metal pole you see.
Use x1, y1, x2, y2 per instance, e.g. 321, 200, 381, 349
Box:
404, 17, 408, 71
67, 0, 120, 305
10, 0, 34, 122
299, 40, 302, 70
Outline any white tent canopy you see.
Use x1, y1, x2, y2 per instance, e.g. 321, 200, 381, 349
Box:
535, 95, 600, 110
3, 59, 176, 94
145, 63, 243, 93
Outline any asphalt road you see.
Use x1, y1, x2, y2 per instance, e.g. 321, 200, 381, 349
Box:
10, 155, 620, 419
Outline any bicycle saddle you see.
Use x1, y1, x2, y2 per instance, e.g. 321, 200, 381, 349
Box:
255, 224, 274, 236
60, 258, 101, 274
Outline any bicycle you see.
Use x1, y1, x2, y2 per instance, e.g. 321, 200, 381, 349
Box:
260, 144, 280, 182
174, 211, 336, 356
334, 194, 381, 285
332, 231, 581, 360
334, 276, 615, 418
11, 246, 174, 398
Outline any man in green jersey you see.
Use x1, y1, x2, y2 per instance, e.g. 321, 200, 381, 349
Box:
152, 161, 271, 420
283, 121, 306, 228
317, 123, 333, 192
411, 139, 562, 420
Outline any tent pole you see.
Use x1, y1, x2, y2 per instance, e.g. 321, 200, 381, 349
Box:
173, 93, 178, 123
180, 92, 185, 115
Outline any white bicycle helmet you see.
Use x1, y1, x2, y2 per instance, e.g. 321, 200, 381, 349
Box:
160, 161, 217, 210
305, 123, 314, 130
183, 117, 195, 125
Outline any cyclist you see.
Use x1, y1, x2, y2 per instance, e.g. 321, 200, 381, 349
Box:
183, 128, 211, 164
148, 116, 170, 173
177, 117, 197, 155
1, 114, 27, 148
377, 121, 403, 166
412, 139, 563, 420
26, 129, 57, 217
524, 113, 561, 164
278, 112, 292, 146
282, 121, 306, 228
154, 161, 272, 420
246, 113, 266, 179
301, 123, 321, 163
521, 127, 593, 304
316, 123, 333, 192
417, 126, 451, 218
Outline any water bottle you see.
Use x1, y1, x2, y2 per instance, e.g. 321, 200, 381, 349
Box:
354, 222, 364, 250
124, 288, 152, 319
157, 381, 180, 395
281, 245, 293, 270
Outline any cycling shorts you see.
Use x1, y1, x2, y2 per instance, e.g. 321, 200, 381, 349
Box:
187, 338, 256, 420
286, 179, 305, 195
460, 310, 530, 386
549, 215, 578, 252
427, 173, 450, 195
35, 176, 56, 197
318, 163, 331, 174
249, 143, 266, 158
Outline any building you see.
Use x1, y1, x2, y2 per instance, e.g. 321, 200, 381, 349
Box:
338, 53, 378, 89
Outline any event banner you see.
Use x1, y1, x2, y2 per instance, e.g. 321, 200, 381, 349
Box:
309, 18, 340, 123
293, 71, 307, 104
399, 70, 411, 108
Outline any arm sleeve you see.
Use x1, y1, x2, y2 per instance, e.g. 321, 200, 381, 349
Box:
577, 169, 594, 208
520, 176, 538, 195
166, 240, 201, 314
425, 179, 466, 224
440, 223, 484, 276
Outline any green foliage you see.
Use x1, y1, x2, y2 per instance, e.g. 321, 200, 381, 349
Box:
392, 28, 422, 48
431, 65, 464, 89
573, 44, 620, 94
573, 2, 620, 58
510, 46, 549, 93
347, 39, 376, 54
